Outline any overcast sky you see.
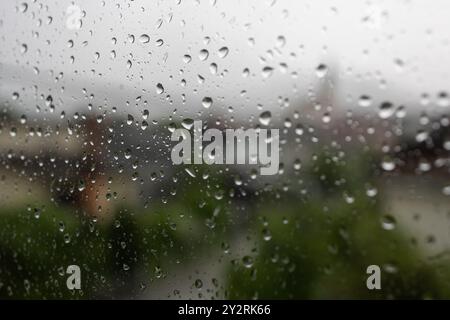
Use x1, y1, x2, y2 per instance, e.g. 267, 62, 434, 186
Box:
1, 0, 449, 123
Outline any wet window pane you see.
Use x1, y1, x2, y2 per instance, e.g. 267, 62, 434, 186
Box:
1, 0, 450, 299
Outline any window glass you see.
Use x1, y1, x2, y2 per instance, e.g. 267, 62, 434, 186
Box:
1, 0, 450, 299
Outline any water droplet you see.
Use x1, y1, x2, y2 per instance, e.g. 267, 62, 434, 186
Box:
156, 83, 164, 94
168, 123, 176, 133
343, 193, 355, 204
127, 114, 134, 125
209, 63, 218, 74
415, 130, 428, 143
9, 127, 17, 137
78, 180, 86, 192
366, 185, 378, 197
242, 256, 254, 268
183, 54, 192, 63
262, 66, 274, 78
194, 279, 203, 289
141, 121, 148, 130
153, 266, 163, 279
443, 139, 450, 151
381, 215, 396, 231
437, 92, 449, 108
316, 64, 328, 78
218, 46, 229, 58
295, 124, 304, 136
20, 44, 28, 54
262, 229, 272, 241
124, 148, 132, 160
155, 18, 163, 29
199, 49, 209, 61
293, 159, 302, 170
394, 58, 404, 72
395, 105, 406, 118
139, 34, 150, 43
184, 167, 196, 178
221, 242, 230, 254
378, 102, 394, 119
19, 3, 28, 13
33, 208, 41, 219
276, 35, 286, 48
322, 112, 331, 123
381, 157, 396, 171
358, 95, 372, 107
259, 111, 272, 126
181, 118, 194, 130
202, 97, 213, 109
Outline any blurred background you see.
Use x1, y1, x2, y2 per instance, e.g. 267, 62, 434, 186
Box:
1, 0, 450, 299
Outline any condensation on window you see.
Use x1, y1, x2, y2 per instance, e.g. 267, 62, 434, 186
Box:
0, 0, 450, 299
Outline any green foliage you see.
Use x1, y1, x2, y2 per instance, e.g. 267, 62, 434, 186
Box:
1, 158, 449, 299
226, 150, 450, 299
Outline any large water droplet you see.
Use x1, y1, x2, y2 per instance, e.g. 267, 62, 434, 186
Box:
381, 157, 396, 171
381, 215, 396, 231
183, 54, 192, 63
139, 34, 150, 43
156, 83, 164, 94
199, 49, 209, 61
262, 66, 274, 78
19, 2, 28, 13
378, 102, 394, 119
242, 256, 254, 268
358, 95, 372, 107
218, 46, 229, 58
415, 130, 428, 143
202, 97, 213, 109
316, 64, 328, 78
181, 118, 194, 130
259, 111, 272, 126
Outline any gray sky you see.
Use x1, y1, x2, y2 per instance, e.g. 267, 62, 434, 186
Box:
1, 0, 449, 123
